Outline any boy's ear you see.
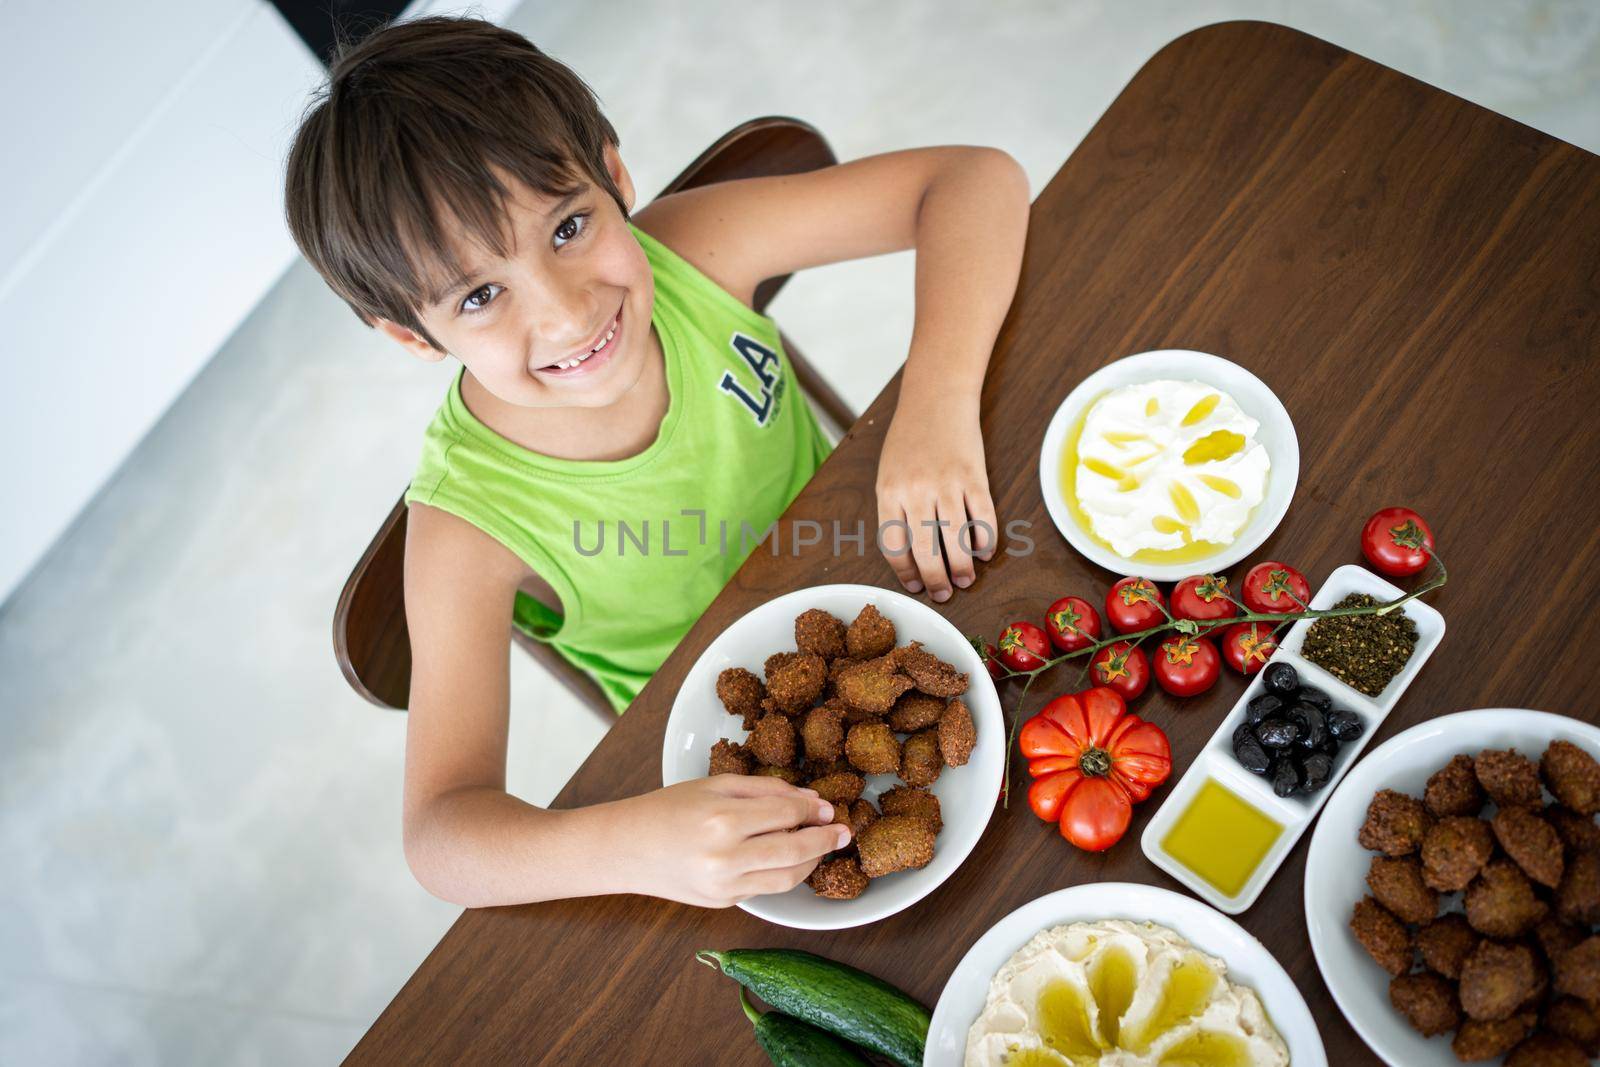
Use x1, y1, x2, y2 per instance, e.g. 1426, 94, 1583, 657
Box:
603, 141, 635, 214
374, 317, 448, 363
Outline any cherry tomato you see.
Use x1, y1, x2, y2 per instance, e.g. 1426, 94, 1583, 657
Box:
1241, 561, 1310, 615
1045, 596, 1102, 653
1105, 577, 1166, 634
1220, 622, 1278, 675
1361, 507, 1435, 577
971, 637, 1005, 681
1090, 641, 1149, 700
997, 621, 1051, 672
1170, 574, 1238, 623
1152, 635, 1220, 697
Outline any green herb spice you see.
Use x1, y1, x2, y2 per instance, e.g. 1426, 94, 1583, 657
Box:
1301, 593, 1418, 696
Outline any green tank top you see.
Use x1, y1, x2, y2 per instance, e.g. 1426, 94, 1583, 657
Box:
405, 223, 834, 714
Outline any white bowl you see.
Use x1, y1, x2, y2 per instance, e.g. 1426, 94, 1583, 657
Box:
926, 883, 1326, 1067
661, 584, 1003, 930
1305, 708, 1600, 1066
1037, 350, 1299, 581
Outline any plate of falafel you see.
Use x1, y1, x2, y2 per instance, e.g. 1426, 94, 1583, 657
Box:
1305, 708, 1600, 1066
661, 583, 1003, 930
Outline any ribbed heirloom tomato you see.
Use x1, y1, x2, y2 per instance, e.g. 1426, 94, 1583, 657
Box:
1019, 686, 1173, 851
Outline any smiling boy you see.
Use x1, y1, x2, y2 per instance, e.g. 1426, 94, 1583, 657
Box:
284, 16, 1028, 908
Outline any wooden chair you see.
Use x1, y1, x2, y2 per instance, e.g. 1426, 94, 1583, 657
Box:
333, 117, 856, 722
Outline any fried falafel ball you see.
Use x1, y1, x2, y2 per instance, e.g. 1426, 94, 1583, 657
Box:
1546, 996, 1600, 1058
895, 641, 970, 698
1475, 748, 1544, 809
1350, 895, 1414, 976
1422, 815, 1495, 892
752, 764, 802, 785
857, 815, 936, 878
899, 730, 944, 788
1556, 847, 1600, 925
1505, 1032, 1590, 1067
808, 771, 866, 805
794, 608, 848, 661
708, 738, 754, 777
1425, 753, 1487, 818
837, 659, 915, 715
808, 856, 869, 900
886, 692, 946, 733
1543, 740, 1600, 816
847, 798, 880, 840
1466, 859, 1549, 938
1460, 940, 1540, 1022
1536, 916, 1588, 964
1554, 936, 1600, 1002
1493, 806, 1566, 888
845, 603, 896, 659
1451, 1013, 1537, 1062
1547, 807, 1600, 853
844, 722, 902, 775
1360, 789, 1434, 856
800, 703, 847, 763
1389, 971, 1461, 1037
747, 713, 798, 768
1367, 855, 1439, 923
716, 667, 766, 729
938, 697, 977, 768
764, 650, 801, 678
1417, 913, 1478, 979
763, 652, 827, 714
879, 784, 943, 834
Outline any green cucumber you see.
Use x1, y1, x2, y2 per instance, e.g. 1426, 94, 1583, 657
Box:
698, 948, 928, 1067
740, 988, 869, 1066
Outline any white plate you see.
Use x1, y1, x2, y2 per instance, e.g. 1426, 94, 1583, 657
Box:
661, 584, 1004, 930
926, 882, 1326, 1067
1037, 349, 1299, 581
1141, 564, 1446, 913
1304, 708, 1600, 1066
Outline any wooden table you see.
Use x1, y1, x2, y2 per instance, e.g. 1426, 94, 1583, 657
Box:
349, 21, 1600, 1065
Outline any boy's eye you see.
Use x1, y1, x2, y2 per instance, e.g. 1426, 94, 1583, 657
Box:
461, 283, 501, 315
554, 212, 588, 247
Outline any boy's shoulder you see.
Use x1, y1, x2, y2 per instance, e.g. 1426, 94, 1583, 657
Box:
631, 192, 763, 312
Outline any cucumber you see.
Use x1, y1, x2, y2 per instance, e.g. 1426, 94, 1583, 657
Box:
698, 948, 929, 1067
740, 988, 869, 1066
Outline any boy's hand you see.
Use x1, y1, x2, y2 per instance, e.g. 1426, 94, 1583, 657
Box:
625, 774, 849, 908
877, 396, 997, 602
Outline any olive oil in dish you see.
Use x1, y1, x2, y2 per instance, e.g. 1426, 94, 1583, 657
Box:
1159, 779, 1283, 899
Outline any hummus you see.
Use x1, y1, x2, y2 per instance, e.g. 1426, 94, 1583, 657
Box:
964, 920, 1288, 1067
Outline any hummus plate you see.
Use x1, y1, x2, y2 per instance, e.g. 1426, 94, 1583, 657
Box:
927, 884, 1325, 1067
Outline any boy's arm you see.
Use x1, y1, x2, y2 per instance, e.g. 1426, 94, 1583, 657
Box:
401, 504, 844, 908
635, 146, 1031, 601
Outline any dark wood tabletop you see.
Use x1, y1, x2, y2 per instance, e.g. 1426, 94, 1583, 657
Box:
347, 21, 1600, 1066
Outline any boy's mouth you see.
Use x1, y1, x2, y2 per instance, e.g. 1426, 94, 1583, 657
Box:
538, 304, 623, 377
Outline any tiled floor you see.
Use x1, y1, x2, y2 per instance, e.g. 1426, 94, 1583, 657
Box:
2, 2, 1595, 1063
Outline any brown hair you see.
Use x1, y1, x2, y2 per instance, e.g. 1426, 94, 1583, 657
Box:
283, 15, 625, 351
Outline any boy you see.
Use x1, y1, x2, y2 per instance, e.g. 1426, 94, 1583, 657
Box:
283, 16, 1028, 908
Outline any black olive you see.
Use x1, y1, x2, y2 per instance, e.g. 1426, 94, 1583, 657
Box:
1290, 702, 1327, 750
1301, 752, 1333, 791
1256, 718, 1299, 750
1232, 723, 1271, 775
1297, 685, 1332, 711
1319, 733, 1342, 756
1246, 692, 1284, 725
1263, 662, 1300, 697
1326, 708, 1365, 742
1270, 757, 1301, 797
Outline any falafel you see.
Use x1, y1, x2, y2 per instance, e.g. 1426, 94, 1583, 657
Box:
878, 784, 943, 834
845, 603, 896, 659
808, 771, 866, 805
716, 667, 765, 729
794, 608, 848, 661
899, 729, 944, 787
1493, 806, 1566, 888
1460, 940, 1540, 1022
1350, 895, 1413, 976
1422, 816, 1494, 892
1425, 753, 1486, 818
1360, 788, 1434, 856
1542, 740, 1600, 816
1389, 971, 1461, 1036
1416, 913, 1478, 979
837, 659, 915, 715
894, 641, 970, 698
1367, 855, 1439, 923
808, 857, 869, 899
1555, 847, 1600, 925
938, 697, 977, 768
800, 703, 847, 763
708, 738, 753, 777
886, 692, 946, 733
844, 722, 902, 775
1476, 748, 1544, 809
1465, 860, 1548, 938
747, 714, 798, 768
857, 815, 936, 878
762, 652, 827, 713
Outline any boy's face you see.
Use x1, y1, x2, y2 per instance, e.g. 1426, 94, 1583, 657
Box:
378, 143, 654, 411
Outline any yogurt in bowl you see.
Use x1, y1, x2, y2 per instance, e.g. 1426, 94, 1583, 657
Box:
1039, 351, 1298, 581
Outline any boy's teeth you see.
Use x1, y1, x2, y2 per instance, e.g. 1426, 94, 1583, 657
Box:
549, 318, 617, 371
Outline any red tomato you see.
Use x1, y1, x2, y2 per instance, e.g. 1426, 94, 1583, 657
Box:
1090, 642, 1149, 700
1046, 596, 1102, 653
1152, 635, 1220, 697
1361, 507, 1435, 577
996, 621, 1051, 672
1170, 574, 1238, 623
1105, 577, 1166, 634
1241, 561, 1310, 615
1220, 622, 1278, 675
972, 637, 1005, 681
